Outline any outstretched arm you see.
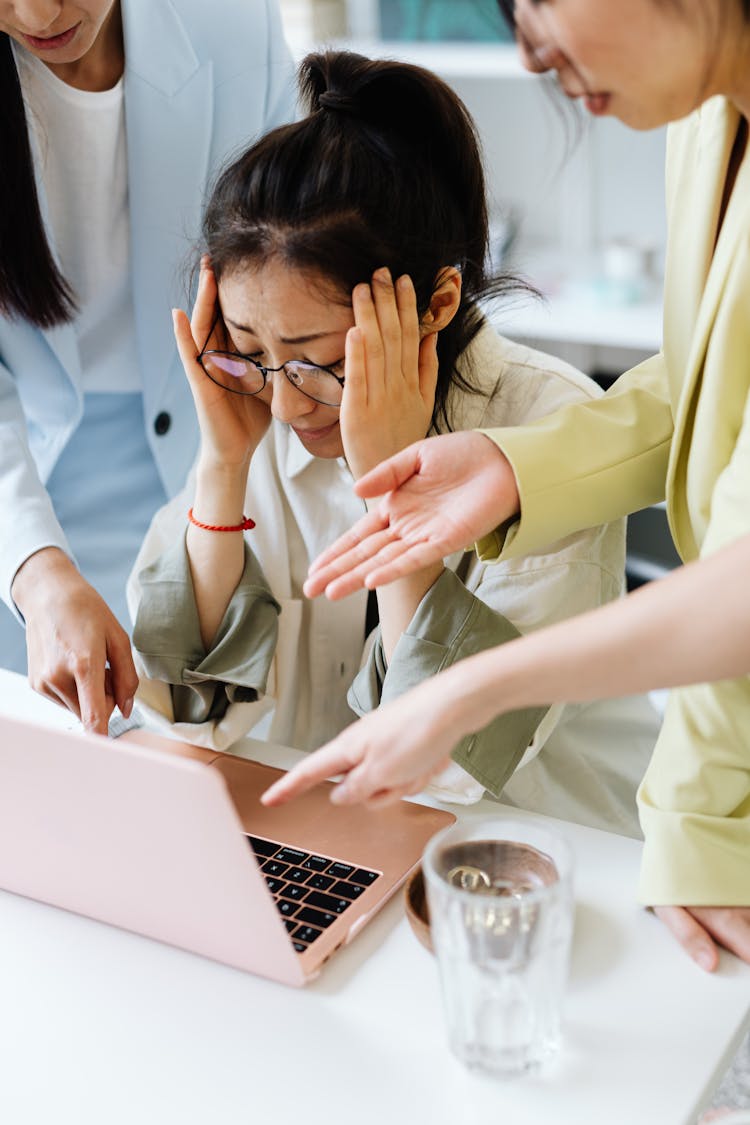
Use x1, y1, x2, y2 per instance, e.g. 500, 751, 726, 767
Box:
268, 532, 750, 809
269, 535, 750, 971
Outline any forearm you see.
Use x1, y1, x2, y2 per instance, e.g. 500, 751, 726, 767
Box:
187, 459, 250, 649
440, 537, 750, 737
375, 557, 445, 661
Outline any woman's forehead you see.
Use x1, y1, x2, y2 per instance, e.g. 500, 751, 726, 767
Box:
218, 263, 354, 339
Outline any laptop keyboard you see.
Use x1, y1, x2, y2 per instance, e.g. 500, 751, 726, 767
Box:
247, 836, 381, 954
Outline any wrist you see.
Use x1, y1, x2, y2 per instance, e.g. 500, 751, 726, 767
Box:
12, 547, 79, 613
438, 649, 514, 739
193, 460, 250, 526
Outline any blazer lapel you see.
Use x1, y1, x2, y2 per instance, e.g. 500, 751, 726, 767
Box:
122, 0, 213, 412
670, 97, 746, 461
667, 98, 750, 547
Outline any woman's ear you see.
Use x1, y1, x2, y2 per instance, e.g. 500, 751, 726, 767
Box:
420, 267, 462, 336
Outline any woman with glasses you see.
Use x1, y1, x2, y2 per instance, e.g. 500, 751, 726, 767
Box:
129, 49, 659, 835
265, 0, 750, 969
0, 0, 293, 732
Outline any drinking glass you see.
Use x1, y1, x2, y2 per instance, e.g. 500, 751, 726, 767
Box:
422, 816, 574, 1077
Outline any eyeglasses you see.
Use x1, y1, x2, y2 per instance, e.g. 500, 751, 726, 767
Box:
197, 335, 345, 408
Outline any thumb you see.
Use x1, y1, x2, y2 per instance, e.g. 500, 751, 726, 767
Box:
353, 440, 423, 499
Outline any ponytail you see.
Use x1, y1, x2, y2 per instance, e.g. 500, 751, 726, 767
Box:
0, 34, 76, 328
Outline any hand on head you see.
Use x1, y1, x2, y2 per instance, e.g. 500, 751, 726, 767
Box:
339, 268, 442, 481
172, 259, 272, 469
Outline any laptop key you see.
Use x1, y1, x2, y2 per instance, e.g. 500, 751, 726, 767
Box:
248, 836, 279, 858
293, 941, 307, 953
328, 862, 354, 879
350, 868, 380, 887
284, 918, 297, 933
285, 866, 309, 884
276, 847, 308, 865
277, 900, 299, 917
305, 891, 351, 915
281, 884, 308, 901
303, 855, 330, 872
296, 906, 336, 929
261, 859, 289, 878
307, 874, 334, 891
331, 880, 366, 900
265, 877, 285, 894
293, 924, 322, 944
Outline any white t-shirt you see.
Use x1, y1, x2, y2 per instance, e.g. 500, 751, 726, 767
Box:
15, 45, 141, 393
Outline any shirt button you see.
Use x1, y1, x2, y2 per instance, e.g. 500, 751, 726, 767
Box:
154, 411, 171, 436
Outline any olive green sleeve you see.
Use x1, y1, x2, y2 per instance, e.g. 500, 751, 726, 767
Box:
132, 534, 280, 725
348, 567, 548, 798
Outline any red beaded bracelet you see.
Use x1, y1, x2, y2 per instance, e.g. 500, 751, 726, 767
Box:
188, 507, 256, 532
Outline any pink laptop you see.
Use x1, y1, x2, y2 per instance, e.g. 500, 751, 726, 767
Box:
0, 714, 454, 985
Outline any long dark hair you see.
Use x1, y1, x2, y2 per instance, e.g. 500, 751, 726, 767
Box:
0, 34, 77, 327
203, 50, 525, 432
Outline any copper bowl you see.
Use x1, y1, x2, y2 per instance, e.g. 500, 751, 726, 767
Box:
404, 865, 433, 953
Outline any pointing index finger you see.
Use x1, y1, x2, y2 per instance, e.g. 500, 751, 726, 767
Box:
260, 741, 358, 806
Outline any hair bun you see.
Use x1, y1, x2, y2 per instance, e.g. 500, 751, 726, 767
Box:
318, 90, 357, 115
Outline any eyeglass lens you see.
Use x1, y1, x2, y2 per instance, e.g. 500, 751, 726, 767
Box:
201, 353, 343, 407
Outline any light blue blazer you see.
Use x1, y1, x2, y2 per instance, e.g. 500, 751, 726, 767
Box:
0, 0, 295, 613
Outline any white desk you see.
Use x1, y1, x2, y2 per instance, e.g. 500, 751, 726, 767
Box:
0, 668, 748, 1125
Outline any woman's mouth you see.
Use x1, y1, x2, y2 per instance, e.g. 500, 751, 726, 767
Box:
292, 422, 339, 443
21, 23, 80, 52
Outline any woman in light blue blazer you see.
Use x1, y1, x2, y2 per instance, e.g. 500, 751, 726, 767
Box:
0, 0, 294, 731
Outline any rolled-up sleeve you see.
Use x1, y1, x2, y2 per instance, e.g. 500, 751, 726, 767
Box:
132, 534, 280, 725
348, 567, 548, 798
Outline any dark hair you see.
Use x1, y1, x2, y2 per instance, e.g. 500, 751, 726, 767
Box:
0, 34, 77, 327
204, 50, 524, 431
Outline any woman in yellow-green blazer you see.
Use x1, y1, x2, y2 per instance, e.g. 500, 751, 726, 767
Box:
477, 94, 750, 908
263, 0, 750, 970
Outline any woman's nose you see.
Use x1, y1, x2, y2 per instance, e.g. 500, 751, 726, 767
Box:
12, 2, 62, 32
268, 369, 314, 423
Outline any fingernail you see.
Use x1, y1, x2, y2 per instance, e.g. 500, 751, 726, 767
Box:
330, 785, 348, 805
374, 267, 392, 283
697, 948, 715, 971
123, 697, 134, 719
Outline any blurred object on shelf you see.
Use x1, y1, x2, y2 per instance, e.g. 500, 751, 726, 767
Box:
600, 238, 659, 306
488, 205, 521, 271
280, 0, 513, 46
378, 0, 512, 41
278, 0, 348, 46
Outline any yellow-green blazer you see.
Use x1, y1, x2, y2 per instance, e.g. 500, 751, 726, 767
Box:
480, 96, 750, 905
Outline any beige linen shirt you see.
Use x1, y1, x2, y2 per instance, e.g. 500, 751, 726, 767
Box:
128, 323, 659, 837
